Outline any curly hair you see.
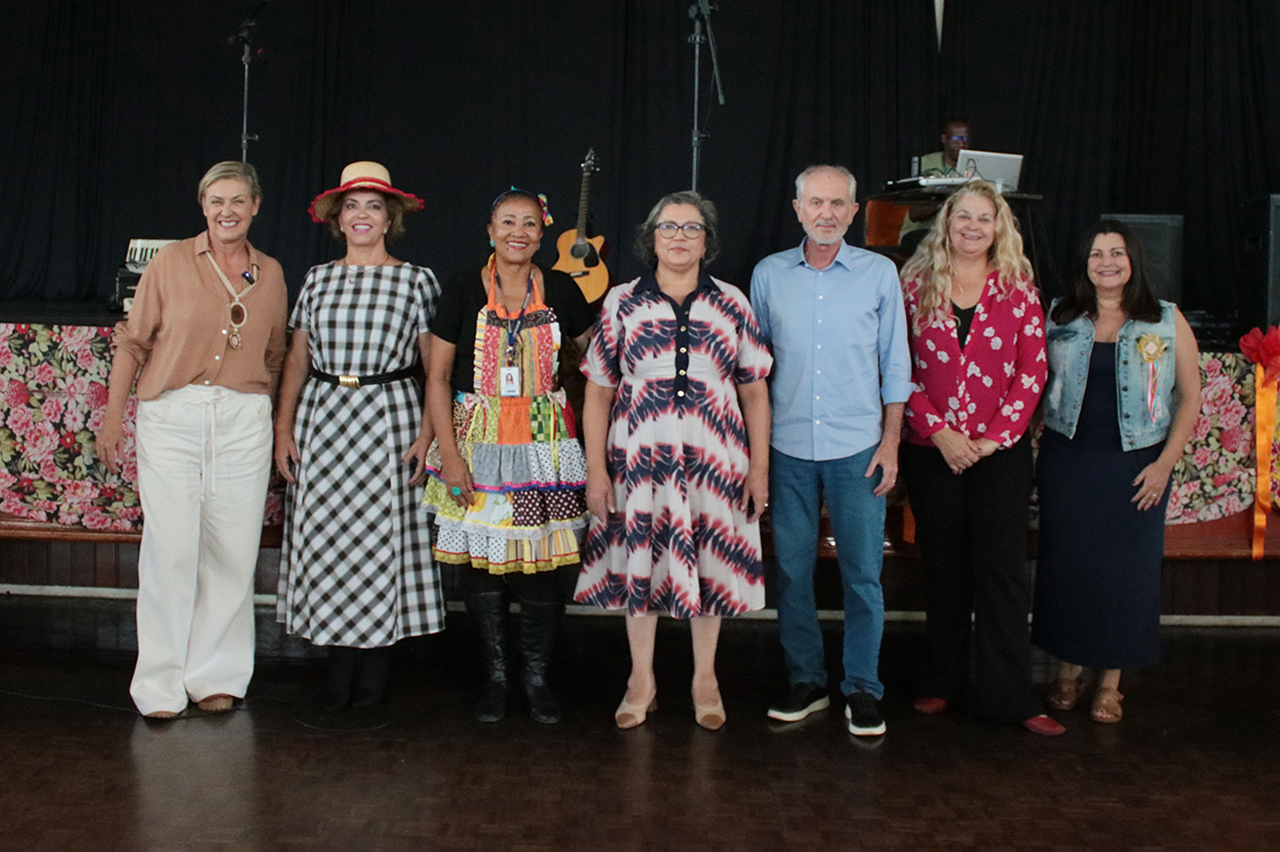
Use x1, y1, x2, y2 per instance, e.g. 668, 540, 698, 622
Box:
899, 180, 1034, 333
634, 190, 720, 268
324, 190, 412, 244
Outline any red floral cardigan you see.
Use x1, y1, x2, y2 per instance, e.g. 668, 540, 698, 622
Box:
902, 271, 1047, 447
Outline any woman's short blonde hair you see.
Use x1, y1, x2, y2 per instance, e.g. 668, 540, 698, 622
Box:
197, 161, 262, 205
899, 180, 1034, 332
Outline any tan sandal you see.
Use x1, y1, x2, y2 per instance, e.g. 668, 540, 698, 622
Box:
1091, 687, 1124, 723
1046, 677, 1084, 711
196, 694, 236, 713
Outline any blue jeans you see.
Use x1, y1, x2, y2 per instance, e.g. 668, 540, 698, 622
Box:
770, 446, 886, 699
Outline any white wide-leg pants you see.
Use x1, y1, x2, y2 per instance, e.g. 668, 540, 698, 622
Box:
130, 385, 273, 716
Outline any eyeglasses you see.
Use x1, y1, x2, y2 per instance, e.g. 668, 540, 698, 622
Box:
655, 222, 705, 239
947, 135, 970, 143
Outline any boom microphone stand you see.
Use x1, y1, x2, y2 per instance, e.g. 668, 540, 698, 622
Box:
688, 1, 726, 192
229, 1, 268, 162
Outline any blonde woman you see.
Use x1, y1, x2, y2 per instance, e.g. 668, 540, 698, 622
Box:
99, 161, 287, 718
898, 181, 1062, 735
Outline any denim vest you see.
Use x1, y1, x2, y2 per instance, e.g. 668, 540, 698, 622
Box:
1042, 299, 1177, 451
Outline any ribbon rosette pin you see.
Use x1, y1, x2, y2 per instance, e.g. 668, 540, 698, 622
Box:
1136, 332, 1167, 423
1136, 332, 1168, 364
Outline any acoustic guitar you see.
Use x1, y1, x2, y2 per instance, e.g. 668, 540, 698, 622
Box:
553, 148, 609, 303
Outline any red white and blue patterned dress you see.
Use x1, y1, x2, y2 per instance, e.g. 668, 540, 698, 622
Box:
573, 273, 773, 619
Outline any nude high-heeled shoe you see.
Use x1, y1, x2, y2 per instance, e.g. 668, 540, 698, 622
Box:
615, 691, 657, 729
693, 689, 726, 731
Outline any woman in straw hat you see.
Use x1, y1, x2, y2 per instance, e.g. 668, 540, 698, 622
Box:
274, 161, 443, 710
421, 189, 595, 724
99, 160, 288, 718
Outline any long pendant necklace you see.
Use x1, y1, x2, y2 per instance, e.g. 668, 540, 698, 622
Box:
205, 250, 258, 350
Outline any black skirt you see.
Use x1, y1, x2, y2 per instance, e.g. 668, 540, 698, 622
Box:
1032, 343, 1167, 669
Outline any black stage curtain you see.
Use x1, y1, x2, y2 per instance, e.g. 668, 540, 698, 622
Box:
942, 0, 1280, 313
0, 0, 936, 303
2, 1, 1279, 318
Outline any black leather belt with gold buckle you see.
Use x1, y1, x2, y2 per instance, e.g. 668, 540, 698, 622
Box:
310, 366, 418, 389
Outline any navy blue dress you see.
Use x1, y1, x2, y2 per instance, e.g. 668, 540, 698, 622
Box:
1032, 342, 1167, 669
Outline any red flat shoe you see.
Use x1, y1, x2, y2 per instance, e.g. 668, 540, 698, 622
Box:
1022, 714, 1066, 736
912, 696, 948, 714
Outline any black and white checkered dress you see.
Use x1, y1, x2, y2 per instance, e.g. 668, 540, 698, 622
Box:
276, 261, 444, 647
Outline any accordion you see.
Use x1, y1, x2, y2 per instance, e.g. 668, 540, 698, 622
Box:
113, 239, 177, 311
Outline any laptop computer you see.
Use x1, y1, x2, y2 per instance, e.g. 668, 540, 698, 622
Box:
956, 150, 1023, 192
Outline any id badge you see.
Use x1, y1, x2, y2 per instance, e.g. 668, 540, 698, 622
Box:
499, 366, 521, 397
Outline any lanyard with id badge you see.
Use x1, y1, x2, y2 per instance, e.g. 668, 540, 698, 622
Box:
492, 264, 535, 398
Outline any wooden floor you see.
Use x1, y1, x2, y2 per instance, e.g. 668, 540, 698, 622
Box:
3, 598, 1280, 851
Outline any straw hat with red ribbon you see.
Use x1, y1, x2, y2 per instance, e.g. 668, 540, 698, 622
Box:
308, 161, 424, 223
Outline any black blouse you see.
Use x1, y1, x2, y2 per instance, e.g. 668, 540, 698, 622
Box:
431, 263, 597, 394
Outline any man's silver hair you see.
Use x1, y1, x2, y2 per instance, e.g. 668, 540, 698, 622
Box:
794, 165, 857, 202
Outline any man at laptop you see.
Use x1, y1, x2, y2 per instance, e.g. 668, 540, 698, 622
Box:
899, 116, 972, 251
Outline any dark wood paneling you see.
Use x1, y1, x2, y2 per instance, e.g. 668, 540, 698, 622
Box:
117, 543, 139, 588
7, 532, 1280, 616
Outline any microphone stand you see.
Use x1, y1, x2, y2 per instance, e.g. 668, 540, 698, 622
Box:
688, 1, 726, 192
229, 1, 268, 162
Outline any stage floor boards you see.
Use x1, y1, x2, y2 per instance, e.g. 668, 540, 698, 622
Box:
3, 598, 1280, 851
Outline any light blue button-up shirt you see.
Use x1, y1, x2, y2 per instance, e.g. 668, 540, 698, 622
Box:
750, 240, 913, 462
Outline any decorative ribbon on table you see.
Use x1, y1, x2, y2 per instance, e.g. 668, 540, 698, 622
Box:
1239, 327, 1280, 559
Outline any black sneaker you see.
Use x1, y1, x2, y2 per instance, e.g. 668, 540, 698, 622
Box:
844, 691, 886, 736
767, 682, 831, 722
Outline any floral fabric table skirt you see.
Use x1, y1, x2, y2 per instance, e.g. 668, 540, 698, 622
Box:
1, 322, 283, 532
1167, 352, 1261, 524
0, 323, 1266, 531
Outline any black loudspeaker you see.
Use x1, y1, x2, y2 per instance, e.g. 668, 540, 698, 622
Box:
1101, 213, 1184, 304
1241, 194, 1280, 329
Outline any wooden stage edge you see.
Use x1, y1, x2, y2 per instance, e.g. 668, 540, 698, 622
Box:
2, 505, 1278, 561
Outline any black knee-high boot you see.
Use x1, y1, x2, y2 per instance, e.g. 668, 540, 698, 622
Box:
323, 646, 359, 711
465, 591, 509, 722
519, 600, 562, 724
351, 646, 391, 708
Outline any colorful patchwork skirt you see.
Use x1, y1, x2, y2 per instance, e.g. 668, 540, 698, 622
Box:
423, 389, 588, 574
